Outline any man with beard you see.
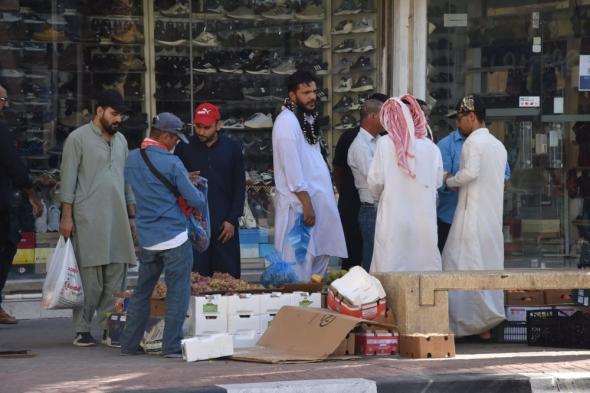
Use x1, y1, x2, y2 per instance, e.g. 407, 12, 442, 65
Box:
175, 103, 245, 278
59, 90, 137, 347
272, 71, 347, 280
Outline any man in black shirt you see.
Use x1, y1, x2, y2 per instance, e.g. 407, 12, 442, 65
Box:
175, 103, 245, 278
0, 84, 43, 324
332, 93, 387, 270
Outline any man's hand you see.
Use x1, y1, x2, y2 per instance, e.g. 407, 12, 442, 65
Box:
218, 221, 235, 244
188, 171, 200, 183
129, 218, 137, 242
59, 216, 74, 238
302, 202, 316, 226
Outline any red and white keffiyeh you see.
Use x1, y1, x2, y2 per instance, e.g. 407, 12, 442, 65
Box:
379, 97, 416, 178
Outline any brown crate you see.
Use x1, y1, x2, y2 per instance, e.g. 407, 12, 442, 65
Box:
332, 333, 355, 356
544, 290, 574, 305
505, 290, 545, 306
399, 334, 455, 359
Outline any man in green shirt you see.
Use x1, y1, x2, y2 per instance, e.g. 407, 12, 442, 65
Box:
59, 90, 137, 347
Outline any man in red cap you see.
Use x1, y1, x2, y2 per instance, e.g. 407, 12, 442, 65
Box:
175, 103, 245, 278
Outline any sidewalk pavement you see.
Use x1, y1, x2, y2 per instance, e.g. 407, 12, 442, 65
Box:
2, 318, 590, 393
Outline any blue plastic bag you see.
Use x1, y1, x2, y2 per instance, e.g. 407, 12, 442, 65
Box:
287, 213, 310, 264
260, 251, 298, 288
188, 177, 211, 253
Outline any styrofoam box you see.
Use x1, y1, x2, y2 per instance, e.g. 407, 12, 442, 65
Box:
187, 295, 228, 335
232, 331, 263, 349
505, 305, 578, 322
181, 333, 234, 362
228, 314, 261, 334
227, 293, 261, 315
291, 292, 322, 308
260, 313, 276, 333
258, 292, 292, 314
240, 244, 259, 259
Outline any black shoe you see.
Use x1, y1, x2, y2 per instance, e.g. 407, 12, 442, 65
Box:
350, 56, 373, 73
73, 332, 97, 347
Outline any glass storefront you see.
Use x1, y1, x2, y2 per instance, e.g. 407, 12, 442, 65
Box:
427, 0, 588, 268
2, 0, 383, 280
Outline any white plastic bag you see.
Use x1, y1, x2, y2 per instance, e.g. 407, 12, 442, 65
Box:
42, 236, 84, 309
331, 266, 386, 306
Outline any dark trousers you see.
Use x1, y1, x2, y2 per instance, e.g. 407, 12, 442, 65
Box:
0, 210, 20, 305
193, 225, 240, 278
339, 199, 362, 270
437, 218, 452, 253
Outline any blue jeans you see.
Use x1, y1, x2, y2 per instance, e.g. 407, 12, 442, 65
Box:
120, 240, 193, 355
358, 204, 377, 272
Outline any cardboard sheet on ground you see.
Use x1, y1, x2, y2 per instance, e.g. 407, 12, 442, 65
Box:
231, 306, 396, 363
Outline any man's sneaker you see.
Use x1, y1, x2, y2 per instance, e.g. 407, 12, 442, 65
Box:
334, 77, 353, 93
206, 0, 226, 14
219, 61, 243, 74
261, 5, 294, 20
73, 332, 97, 347
271, 59, 296, 75
244, 113, 273, 128
352, 17, 375, 33
353, 39, 375, 53
222, 117, 245, 129
333, 95, 356, 112
160, 3, 190, 17
317, 88, 329, 102
350, 56, 373, 72
310, 62, 329, 75
303, 34, 329, 49
243, 86, 272, 100
334, 0, 362, 15
334, 58, 352, 74
335, 114, 359, 129
270, 86, 286, 101
32, 25, 66, 42
295, 4, 324, 20
0, 306, 17, 324
332, 20, 353, 35
193, 31, 219, 47
351, 76, 374, 92
333, 39, 355, 53
193, 57, 217, 73
227, 6, 260, 20
244, 61, 270, 75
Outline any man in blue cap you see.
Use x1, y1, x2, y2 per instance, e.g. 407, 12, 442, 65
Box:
121, 112, 207, 358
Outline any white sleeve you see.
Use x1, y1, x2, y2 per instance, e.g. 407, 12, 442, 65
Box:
434, 145, 444, 189
367, 138, 385, 200
446, 138, 481, 188
274, 115, 309, 193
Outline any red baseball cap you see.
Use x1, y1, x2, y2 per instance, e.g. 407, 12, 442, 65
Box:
194, 103, 221, 126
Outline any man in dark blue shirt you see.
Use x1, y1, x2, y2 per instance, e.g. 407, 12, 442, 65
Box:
175, 103, 245, 278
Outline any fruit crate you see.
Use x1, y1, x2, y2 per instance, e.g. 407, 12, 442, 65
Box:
492, 320, 527, 344
527, 309, 590, 349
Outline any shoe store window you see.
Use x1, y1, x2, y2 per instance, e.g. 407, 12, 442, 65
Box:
1, 0, 148, 279
427, 0, 590, 268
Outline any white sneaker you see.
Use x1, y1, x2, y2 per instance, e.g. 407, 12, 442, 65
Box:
261, 6, 294, 20
160, 3, 190, 17
222, 117, 245, 129
227, 6, 260, 20
352, 17, 375, 33
193, 31, 219, 47
353, 39, 375, 53
295, 4, 324, 20
271, 59, 296, 75
303, 34, 329, 49
244, 113, 273, 128
334, 77, 353, 93
332, 20, 353, 35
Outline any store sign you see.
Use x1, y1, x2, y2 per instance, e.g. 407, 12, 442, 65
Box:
519, 96, 540, 107
579, 55, 590, 91
443, 13, 468, 27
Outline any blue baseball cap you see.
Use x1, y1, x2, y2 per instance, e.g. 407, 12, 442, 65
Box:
152, 112, 188, 143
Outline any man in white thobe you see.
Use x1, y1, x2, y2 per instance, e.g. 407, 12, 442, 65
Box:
368, 96, 443, 273
442, 95, 507, 338
272, 71, 347, 280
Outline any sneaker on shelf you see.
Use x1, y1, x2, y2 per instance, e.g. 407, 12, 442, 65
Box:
244, 61, 270, 75
333, 39, 355, 53
333, 94, 356, 113
60, 109, 92, 128
219, 61, 243, 74
334, 76, 353, 93
244, 113, 273, 128
227, 6, 260, 20
0, 306, 17, 324
156, 36, 188, 46
295, 3, 324, 20
353, 39, 375, 53
73, 332, 97, 347
243, 86, 272, 100
221, 31, 245, 47
352, 17, 375, 33
270, 86, 286, 101
332, 20, 353, 35
351, 76, 374, 92
111, 23, 144, 44
303, 34, 329, 49
192, 57, 217, 73
160, 2, 190, 17
335, 114, 358, 130
350, 56, 373, 72
205, 0, 226, 14
334, 0, 362, 15
261, 5, 294, 20
32, 25, 66, 42
317, 88, 329, 102
310, 62, 329, 75
241, 203, 257, 229
334, 58, 352, 74
193, 31, 219, 47
271, 59, 296, 75
222, 117, 245, 129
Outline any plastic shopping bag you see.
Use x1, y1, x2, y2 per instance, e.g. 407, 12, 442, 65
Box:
42, 236, 84, 309
260, 251, 298, 288
188, 177, 211, 253
287, 213, 310, 264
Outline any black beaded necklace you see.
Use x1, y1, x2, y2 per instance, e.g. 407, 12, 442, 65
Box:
284, 98, 321, 145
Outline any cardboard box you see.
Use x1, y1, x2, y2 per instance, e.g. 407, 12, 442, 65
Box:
327, 287, 386, 320
187, 295, 228, 335
239, 228, 270, 243
505, 305, 578, 322
150, 298, 166, 317
521, 219, 560, 234
544, 290, 573, 304
106, 313, 161, 348
240, 244, 259, 259
399, 334, 455, 359
258, 292, 291, 314
34, 247, 54, 265
231, 306, 395, 363
17, 232, 35, 249
232, 331, 262, 349
35, 232, 60, 248
291, 292, 322, 308
227, 293, 261, 316
333, 333, 355, 356
12, 249, 35, 265
355, 327, 399, 356
181, 333, 234, 362
505, 290, 545, 306
259, 243, 275, 258
228, 314, 261, 334
260, 313, 275, 332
